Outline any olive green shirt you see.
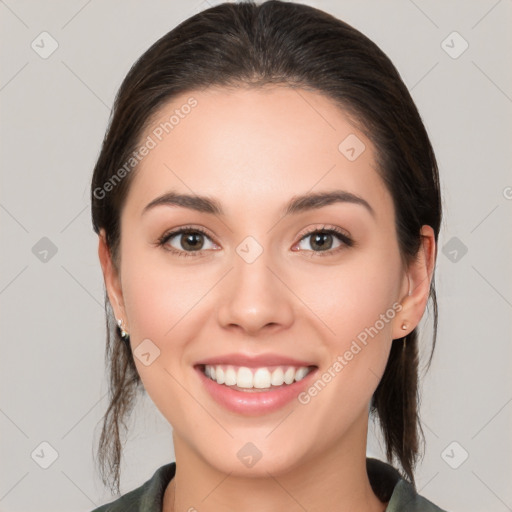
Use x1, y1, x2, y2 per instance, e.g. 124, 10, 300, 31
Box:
91, 458, 448, 511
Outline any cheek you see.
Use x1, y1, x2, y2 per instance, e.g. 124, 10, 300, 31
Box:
296, 247, 402, 342
121, 245, 210, 340
293, 259, 401, 427
119, 247, 209, 415
291, 242, 402, 405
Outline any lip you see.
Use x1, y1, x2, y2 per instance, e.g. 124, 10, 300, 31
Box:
195, 352, 316, 368
195, 364, 319, 416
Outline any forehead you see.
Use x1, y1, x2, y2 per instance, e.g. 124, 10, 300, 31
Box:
124, 85, 392, 221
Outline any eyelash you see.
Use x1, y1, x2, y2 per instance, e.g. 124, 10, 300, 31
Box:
156, 224, 354, 258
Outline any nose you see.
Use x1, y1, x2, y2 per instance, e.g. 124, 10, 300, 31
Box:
216, 247, 295, 336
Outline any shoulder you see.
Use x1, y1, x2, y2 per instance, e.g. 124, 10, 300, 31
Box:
387, 479, 449, 512
366, 458, 449, 512
90, 459, 449, 511
90, 462, 176, 512
386, 479, 447, 512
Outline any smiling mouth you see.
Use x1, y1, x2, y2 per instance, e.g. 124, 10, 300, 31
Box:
196, 363, 318, 391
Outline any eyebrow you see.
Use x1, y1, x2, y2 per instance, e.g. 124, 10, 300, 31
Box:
142, 189, 375, 218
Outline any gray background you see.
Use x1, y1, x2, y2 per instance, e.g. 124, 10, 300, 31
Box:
1, 0, 511, 511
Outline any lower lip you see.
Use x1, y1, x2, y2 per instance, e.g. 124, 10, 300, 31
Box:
195, 366, 318, 415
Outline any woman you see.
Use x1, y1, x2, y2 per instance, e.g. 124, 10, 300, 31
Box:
90, 1, 447, 510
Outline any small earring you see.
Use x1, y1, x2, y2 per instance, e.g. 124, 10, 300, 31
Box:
401, 323, 408, 350
116, 318, 129, 339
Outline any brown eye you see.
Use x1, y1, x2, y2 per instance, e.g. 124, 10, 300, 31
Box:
294, 227, 353, 256
158, 227, 217, 257
308, 232, 335, 251
174, 231, 205, 251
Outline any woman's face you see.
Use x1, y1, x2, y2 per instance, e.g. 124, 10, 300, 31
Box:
101, 85, 424, 476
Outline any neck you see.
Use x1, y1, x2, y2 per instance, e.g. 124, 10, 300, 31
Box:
163, 412, 386, 512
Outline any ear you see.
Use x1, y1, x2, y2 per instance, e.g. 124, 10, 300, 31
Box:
98, 229, 128, 329
393, 225, 436, 339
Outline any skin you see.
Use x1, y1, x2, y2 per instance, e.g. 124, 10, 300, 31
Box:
98, 85, 435, 512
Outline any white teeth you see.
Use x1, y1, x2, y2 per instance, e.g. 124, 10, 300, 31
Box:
215, 366, 225, 385
224, 366, 237, 386
294, 367, 309, 381
284, 367, 295, 384
237, 367, 253, 388
253, 368, 271, 389
203, 364, 314, 389
270, 367, 284, 386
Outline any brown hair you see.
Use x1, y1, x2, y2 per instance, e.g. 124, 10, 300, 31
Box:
91, 0, 441, 495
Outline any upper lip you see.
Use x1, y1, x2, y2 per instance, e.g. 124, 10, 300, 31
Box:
195, 353, 317, 368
